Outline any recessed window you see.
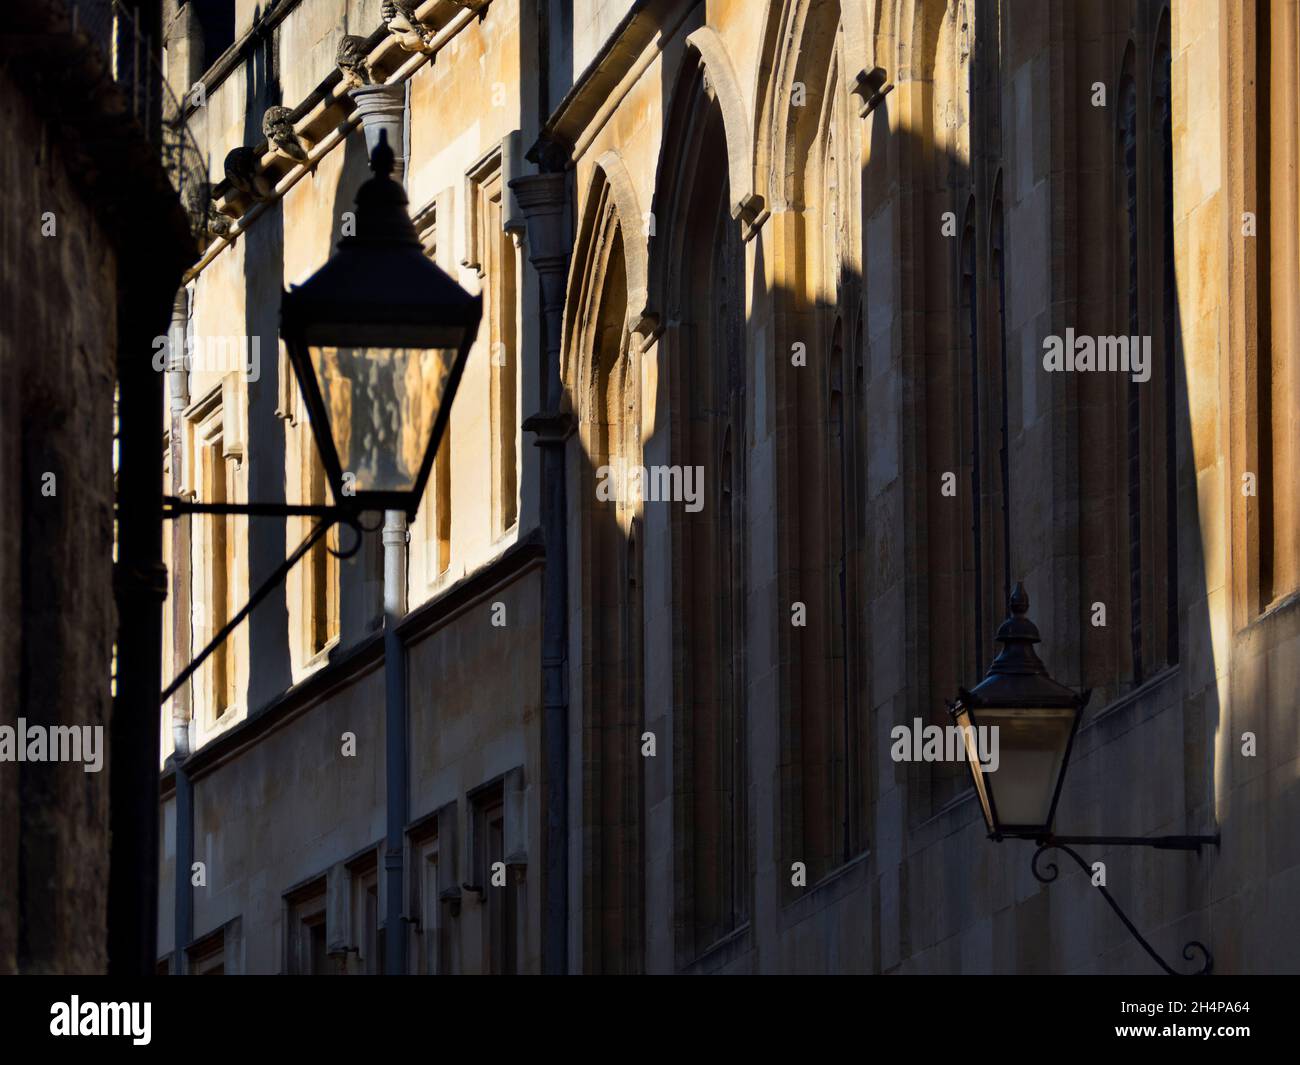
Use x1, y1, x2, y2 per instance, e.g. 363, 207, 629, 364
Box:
188, 928, 225, 975
186, 385, 240, 726
302, 440, 339, 659
411, 195, 453, 583
346, 851, 382, 975
465, 148, 520, 538
189, 0, 236, 72
469, 778, 524, 974
409, 821, 441, 974
285, 878, 331, 975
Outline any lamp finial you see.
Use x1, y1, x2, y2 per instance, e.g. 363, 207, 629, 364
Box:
1010, 582, 1029, 616
991, 581, 1041, 654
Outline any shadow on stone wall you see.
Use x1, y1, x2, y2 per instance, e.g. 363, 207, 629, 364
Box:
561, 7, 1222, 976
242, 20, 292, 706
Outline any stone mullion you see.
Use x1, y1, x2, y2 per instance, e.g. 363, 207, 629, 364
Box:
892, 67, 934, 828
767, 207, 814, 891
1044, 0, 1084, 687
1224, 0, 1260, 628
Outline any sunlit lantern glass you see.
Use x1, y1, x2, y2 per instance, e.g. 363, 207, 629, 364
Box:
309, 342, 456, 495
951, 584, 1089, 840
951, 701, 994, 831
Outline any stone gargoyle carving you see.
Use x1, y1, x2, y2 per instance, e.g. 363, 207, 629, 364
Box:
184, 180, 233, 244
206, 201, 232, 239
224, 146, 275, 202
262, 105, 309, 164
336, 34, 372, 89
381, 0, 434, 54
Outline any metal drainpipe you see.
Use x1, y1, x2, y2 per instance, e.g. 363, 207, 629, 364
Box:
381, 510, 408, 975
349, 80, 409, 975
167, 285, 194, 975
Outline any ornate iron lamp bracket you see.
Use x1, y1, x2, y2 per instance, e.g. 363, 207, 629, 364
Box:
1028, 835, 1218, 975
159, 496, 380, 702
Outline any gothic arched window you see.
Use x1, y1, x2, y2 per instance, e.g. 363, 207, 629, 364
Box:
654, 64, 749, 959
1153, 15, 1179, 664
1118, 58, 1144, 684
769, 0, 867, 888
569, 179, 644, 972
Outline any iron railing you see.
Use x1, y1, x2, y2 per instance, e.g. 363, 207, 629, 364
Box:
66, 0, 212, 242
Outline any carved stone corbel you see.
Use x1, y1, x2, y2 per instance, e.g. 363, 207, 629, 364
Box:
335, 34, 372, 90
205, 201, 231, 240
381, 0, 435, 54
629, 311, 663, 356
525, 132, 572, 175
184, 178, 232, 246
262, 105, 309, 164
733, 191, 769, 242
224, 146, 275, 202
852, 67, 893, 117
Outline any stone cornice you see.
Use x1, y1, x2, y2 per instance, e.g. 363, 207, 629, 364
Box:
176, 0, 309, 121
527, 0, 698, 170
185, 0, 485, 282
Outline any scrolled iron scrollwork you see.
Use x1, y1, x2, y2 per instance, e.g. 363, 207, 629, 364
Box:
327, 514, 367, 560
1031, 840, 1213, 976
1031, 846, 1060, 885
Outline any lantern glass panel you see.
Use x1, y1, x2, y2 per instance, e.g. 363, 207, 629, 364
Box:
307, 342, 457, 495
953, 703, 995, 833
979, 706, 1076, 831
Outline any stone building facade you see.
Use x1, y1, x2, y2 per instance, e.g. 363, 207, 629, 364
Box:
157, 0, 1300, 973
2, 0, 193, 975
0, 58, 119, 978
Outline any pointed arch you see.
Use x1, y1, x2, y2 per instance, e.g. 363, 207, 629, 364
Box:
754, 0, 871, 886
754, 0, 850, 214
591, 150, 653, 341
645, 29, 765, 321
649, 52, 749, 962
683, 27, 764, 229
753, 0, 875, 220
564, 154, 652, 390
564, 164, 646, 974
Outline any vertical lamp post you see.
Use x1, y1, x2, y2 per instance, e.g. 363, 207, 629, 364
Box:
951, 583, 1219, 975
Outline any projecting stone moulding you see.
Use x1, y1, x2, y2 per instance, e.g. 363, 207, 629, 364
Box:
684, 26, 767, 240
591, 149, 657, 346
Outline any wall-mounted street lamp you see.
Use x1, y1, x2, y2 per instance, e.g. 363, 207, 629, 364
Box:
950, 583, 1219, 975
279, 133, 480, 517
161, 131, 481, 701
